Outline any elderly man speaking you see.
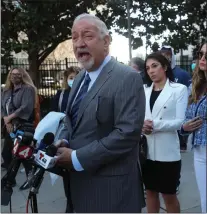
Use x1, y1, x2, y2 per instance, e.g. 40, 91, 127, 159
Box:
55, 13, 146, 213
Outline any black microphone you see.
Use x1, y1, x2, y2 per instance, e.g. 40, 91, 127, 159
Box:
26, 133, 67, 213
29, 133, 57, 194
35, 132, 55, 152
43, 132, 55, 146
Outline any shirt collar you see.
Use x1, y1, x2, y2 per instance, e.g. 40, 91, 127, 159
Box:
85, 55, 111, 80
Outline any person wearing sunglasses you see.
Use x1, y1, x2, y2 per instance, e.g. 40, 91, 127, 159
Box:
180, 42, 207, 213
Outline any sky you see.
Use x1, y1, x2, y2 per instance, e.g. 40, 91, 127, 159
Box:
110, 31, 147, 63
109, 31, 193, 63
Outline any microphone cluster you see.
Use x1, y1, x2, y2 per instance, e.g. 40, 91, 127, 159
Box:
1, 130, 64, 207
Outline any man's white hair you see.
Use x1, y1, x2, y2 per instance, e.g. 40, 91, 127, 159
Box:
73, 13, 109, 38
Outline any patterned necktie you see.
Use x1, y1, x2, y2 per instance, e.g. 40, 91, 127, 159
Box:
70, 74, 91, 128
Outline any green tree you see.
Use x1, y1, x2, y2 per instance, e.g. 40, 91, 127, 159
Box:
111, 0, 206, 53
161, 0, 207, 53
1, 0, 115, 82
109, 0, 179, 51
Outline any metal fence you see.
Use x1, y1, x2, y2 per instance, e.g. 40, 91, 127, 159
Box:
38, 58, 79, 116
176, 56, 194, 74
1, 58, 79, 117
1, 56, 193, 117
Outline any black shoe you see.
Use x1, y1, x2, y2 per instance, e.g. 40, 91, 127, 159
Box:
19, 181, 30, 190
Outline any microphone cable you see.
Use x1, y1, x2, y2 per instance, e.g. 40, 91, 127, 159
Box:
9, 199, 12, 213
26, 198, 29, 213
26, 191, 35, 213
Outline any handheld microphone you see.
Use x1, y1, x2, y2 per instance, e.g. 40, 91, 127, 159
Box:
12, 131, 34, 159
35, 132, 55, 152
26, 132, 68, 213
34, 133, 57, 169
27, 133, 62, 189
29, 133, 57, 194
26, 134, 57, 213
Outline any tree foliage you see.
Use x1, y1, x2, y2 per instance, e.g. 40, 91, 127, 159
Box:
111, 0, 206, 53
161, 0, 207, 52
2, 0, 206, 75
1, 0, 115, 79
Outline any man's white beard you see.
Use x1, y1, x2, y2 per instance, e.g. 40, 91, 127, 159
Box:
78, 58, 95, 71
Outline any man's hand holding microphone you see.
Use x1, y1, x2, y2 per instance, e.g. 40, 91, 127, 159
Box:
55, 139, 73, 170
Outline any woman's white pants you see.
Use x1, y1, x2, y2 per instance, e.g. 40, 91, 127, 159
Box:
194, 146, 206, 213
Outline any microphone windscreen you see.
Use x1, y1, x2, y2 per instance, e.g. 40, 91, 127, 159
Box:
46, 144, 58, 157
22, 132, 34, 145
42, 132, 55, 146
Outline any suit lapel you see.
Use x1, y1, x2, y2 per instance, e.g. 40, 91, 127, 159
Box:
152, 79, 173, 118
145, 84, 153, 119
66, 71, 85, 114
73, 58, 116, 131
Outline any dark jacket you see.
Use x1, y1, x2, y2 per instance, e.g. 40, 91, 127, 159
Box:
58, 58, 145, 212
139, 71, 147, 85
1, 84, 35, 122
52, 88, 70, 113
173, 66, 191, 87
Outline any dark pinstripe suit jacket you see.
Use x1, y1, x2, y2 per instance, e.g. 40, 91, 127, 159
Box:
59, 57, 146, 212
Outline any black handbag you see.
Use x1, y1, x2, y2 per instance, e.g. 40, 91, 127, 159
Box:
139, 134, 148, 167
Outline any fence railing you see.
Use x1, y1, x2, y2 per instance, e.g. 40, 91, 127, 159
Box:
1, 56, 193, 117
1, 58, 79, 117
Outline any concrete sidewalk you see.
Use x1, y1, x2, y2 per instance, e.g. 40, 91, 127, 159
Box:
1, 142, 201, 213
160, 149, 201, 213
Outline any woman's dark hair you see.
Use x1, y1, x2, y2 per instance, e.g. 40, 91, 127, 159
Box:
144, 52, 174, 87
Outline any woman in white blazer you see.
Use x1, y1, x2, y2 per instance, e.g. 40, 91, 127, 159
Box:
142, 53, 188, 213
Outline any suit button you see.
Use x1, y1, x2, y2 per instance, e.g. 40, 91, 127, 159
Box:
160, 118, 162, 120
164, 106, 166, 109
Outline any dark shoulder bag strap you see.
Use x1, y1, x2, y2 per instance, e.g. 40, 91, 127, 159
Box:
11, 87, 17, 111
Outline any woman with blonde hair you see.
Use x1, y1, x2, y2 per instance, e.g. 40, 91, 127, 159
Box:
1, 67, 37, 190
180, 42, 207, 213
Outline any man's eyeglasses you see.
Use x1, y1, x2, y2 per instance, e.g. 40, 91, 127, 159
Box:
197, 51, 207, 60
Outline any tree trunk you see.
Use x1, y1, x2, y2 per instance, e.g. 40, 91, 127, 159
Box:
28, 52, 40, 87
127, 0, 132, 61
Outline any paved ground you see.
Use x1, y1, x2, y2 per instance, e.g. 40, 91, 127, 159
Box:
1, 139, 201, 213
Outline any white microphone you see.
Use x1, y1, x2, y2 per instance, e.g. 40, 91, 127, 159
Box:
34, 150, 57, 169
